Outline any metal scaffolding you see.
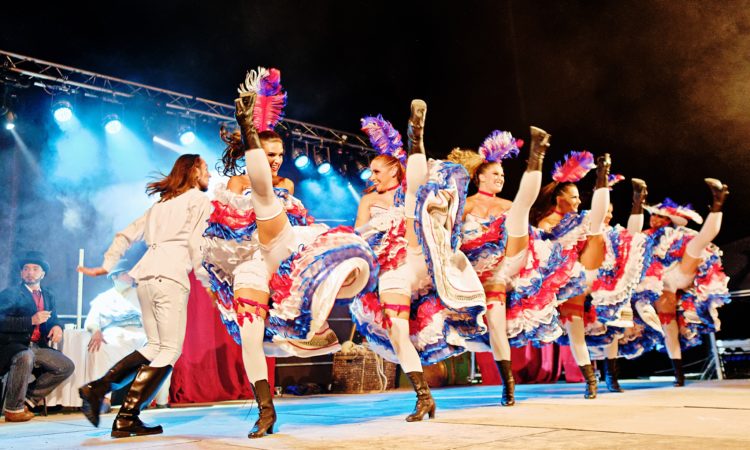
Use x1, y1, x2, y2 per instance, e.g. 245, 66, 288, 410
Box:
0, 49, 375, 153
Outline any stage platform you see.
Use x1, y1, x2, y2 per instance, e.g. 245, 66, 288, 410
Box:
2, 379, 749, 449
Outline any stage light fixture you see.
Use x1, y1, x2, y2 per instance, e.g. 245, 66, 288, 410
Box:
314, 151, 332, 175
104, 114, 122, 134
292, 145, 310, 169
52, 100, 73, 123
355, 160, 372, 181
179, 126, 196, 145
4, 111, 15, 131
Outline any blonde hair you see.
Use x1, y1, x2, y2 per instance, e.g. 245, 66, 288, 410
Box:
447, 147, 497, 187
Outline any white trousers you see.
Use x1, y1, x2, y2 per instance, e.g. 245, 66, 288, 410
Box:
136, 277, 190, 367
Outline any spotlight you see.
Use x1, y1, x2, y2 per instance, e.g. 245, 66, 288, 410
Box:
355, 161, 372, 181
52, 100, 73, 123
179, 126, 196, 145
292, 146, 310, 169
104, 114, 122, 134
4, 111, 15, 131
314, 152, 332, 175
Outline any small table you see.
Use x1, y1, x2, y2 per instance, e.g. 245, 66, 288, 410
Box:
46, 328, 90, 407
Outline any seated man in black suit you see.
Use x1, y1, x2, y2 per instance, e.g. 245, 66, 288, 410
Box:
0, 251, 74, 422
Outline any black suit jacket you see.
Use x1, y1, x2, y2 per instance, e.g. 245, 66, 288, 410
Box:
0, 283, 62, 373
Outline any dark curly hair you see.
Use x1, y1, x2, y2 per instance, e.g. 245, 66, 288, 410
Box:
217, 126, 284, 177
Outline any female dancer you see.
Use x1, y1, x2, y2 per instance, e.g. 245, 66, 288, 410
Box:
447, 127, 552, 406
77, 154, 211, 437
583, 176, 649, 393
207, 67, 376, 438
352, 102, 487, 420
532, 151, 611, 399
626, 178, 730, 386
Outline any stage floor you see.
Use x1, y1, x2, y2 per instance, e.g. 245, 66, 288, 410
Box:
2, 379, 749, 449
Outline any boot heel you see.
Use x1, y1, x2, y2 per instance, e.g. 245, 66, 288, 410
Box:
428, 406, 436, 419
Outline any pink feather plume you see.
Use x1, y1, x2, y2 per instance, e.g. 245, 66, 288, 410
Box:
551, 151, 596, 183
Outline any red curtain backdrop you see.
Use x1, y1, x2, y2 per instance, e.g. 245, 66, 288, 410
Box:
476, 343, 584, 385
170, 273, 275, 404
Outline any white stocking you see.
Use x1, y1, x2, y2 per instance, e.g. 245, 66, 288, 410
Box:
588, 188, 610, 235
388, 317, 423, 373
486, 303, 511, 361
686, 212, 722, 258
239, 317, 269, 384
627, 214, 644, 234
245, 148, 283, 220
404, 154, 428, 219
507, 171, 542, 237
605, 341, 619, 359
661, 320, 682, 359
565, 317, 591, 366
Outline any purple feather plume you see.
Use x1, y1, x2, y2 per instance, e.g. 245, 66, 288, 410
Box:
360, 115, 406, 164
478, 130, 522, 163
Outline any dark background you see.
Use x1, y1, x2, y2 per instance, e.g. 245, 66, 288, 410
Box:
1, 0, 748, 378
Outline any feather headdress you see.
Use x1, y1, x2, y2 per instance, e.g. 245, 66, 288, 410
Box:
237, 67, 287, 132
643, 197, 703, 227
360, 115, 407, 165
478, 130, 523, 163
551, 151, 596, 183
608, 173, 625, 188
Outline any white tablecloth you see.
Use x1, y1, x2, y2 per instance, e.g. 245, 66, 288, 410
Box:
46, 328, 90, 407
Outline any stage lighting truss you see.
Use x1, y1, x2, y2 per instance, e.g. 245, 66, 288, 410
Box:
314, 147, 332, 175
1, 49, 384, 163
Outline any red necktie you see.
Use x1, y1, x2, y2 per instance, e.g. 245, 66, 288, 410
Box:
30, 290, 44, 343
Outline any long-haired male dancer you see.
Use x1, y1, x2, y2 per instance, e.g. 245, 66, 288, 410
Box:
77, 154, 211, 438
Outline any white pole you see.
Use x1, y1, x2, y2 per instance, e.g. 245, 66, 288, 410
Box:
709, 332, 724, 380
76, 248, 84, 329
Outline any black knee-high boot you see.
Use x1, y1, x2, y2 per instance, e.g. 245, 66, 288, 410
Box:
248, 379, 276, 438
405, 372, 436, 422
580, 364, 598, 399
671, 359, 685, 387
602, 358, 624, 392
111, 365, 172, 438
79, 351, 150, 427
496, 360, 516, 406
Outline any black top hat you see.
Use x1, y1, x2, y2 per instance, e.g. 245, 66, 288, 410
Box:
106, 259, 131, 279
16, 251, 50, 273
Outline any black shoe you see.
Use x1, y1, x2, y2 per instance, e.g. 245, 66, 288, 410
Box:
496, 360, 516, 406
603, 358, 624, 393
405, 371, 436, 422
580, 364, 598, 399
111, 365, 172, 438
248, 379, 277, 438
671, 358, 685, 387
79, 351, 149, 427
